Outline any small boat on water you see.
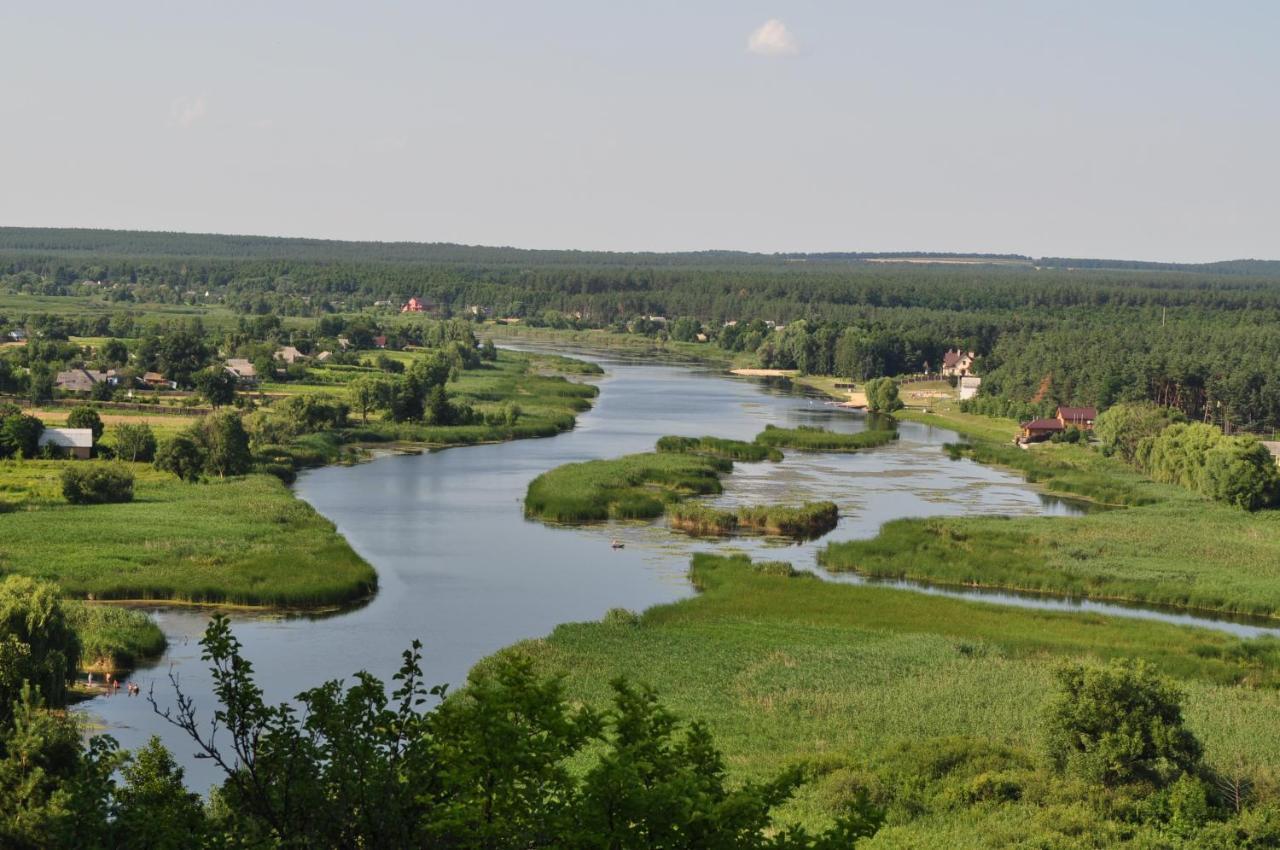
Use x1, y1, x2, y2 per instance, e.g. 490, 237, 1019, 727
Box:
610, 539, 625, 549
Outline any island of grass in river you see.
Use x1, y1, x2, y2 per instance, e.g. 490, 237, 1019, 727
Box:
524, 427, 889, 531
667, 501, 839, 539
490, 552, 1280, 842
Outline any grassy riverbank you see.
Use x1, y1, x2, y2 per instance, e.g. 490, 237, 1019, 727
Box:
494, 553, 1280, 841
0, 461, 376, 607
65, 602, 168, 673
0, 349, 602, 616
770, 379, 1280, 619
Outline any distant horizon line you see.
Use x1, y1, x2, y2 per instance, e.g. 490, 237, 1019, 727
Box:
0, 223, 1275, 267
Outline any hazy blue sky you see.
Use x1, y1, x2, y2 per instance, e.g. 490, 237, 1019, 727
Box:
2, 2, 1277, 261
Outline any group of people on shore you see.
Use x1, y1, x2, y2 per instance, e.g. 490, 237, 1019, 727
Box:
85, 672, 141, 697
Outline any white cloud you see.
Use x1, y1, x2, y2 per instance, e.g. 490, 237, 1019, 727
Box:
747, 19, 797, 57
169, 95, 207, 129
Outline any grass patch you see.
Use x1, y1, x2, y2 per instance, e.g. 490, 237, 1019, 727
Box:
496, 553, 1280, 833
656, 434, 783, 463
524, 452, 731, 522
65, 602, 167, 673
819, 493, 1280, 620
669, 501, 839, 539
754, 424, 898, 452
0, 461, 375, 607
942, 440, 1166, 507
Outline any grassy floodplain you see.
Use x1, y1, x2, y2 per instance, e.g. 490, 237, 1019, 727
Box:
493, 553, 1280, 843
0, 460, 375, 607
3, 350, 601, 608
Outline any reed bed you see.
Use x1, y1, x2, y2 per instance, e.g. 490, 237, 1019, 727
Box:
754, 424, 898, 452
524, 452, 731, 522
668, 501, 839, 539
493, 552, 1280, 834
656, 435, 783, 463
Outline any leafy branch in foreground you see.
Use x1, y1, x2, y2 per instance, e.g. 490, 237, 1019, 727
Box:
149, 614, 883, 848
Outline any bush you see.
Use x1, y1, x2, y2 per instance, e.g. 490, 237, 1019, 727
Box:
61, 463, 135, 505
154, 435, 205, 482
1045, 659, 1201, 788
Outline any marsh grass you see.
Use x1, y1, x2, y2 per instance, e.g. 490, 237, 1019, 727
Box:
656, 435, 783, 463
65, 602, 167, 671
498, 553, 1280, 833
943, 440, 1165, 507
668, 501, 839, 539
524, 452, 730, 522
0, 461, 375, 606
754, 424, 898, 452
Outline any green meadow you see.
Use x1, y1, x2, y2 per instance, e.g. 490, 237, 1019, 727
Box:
494, 553, 1280, 843
0, 461, 375, 607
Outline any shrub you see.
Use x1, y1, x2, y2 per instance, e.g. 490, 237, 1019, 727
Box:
1044, 659, 1201, 788
61, 463, 135, 505
154, 435, 205, 482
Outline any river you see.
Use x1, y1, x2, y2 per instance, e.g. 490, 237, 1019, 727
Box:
78, 348, 1280, 791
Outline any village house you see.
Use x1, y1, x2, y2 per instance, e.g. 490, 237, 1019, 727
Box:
38, 427, 93, 459
941, 349, 977, 377
401, 296, 436, 314
275, 345, 307, 364
54, 368, 127, 394
224, 358, 258, 386
315, 350, 333, 362
141, 371, 177, 390
1019, 405, 1100, 442
1056, 406, 1098, 430
1019, 417, 1065, 442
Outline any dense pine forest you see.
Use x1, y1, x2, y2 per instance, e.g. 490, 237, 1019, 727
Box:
3, 226, 1280, 430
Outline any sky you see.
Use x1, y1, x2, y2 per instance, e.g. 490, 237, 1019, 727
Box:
2, 2, 1277, 262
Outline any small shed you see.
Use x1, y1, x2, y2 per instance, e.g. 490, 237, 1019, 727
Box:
959, 375, 982, 400
38, 427, 93, 459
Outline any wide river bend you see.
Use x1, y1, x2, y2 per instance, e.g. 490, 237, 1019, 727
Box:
80, 348, 1280, 791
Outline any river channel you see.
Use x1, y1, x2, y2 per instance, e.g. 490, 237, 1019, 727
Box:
79, 347, 1280, 791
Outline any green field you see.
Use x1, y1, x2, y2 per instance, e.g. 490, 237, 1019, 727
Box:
0, 461, 375, 607
494, 553, 1280, 843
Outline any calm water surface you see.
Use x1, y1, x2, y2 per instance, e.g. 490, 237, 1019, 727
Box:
79, 349, 1278, 790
